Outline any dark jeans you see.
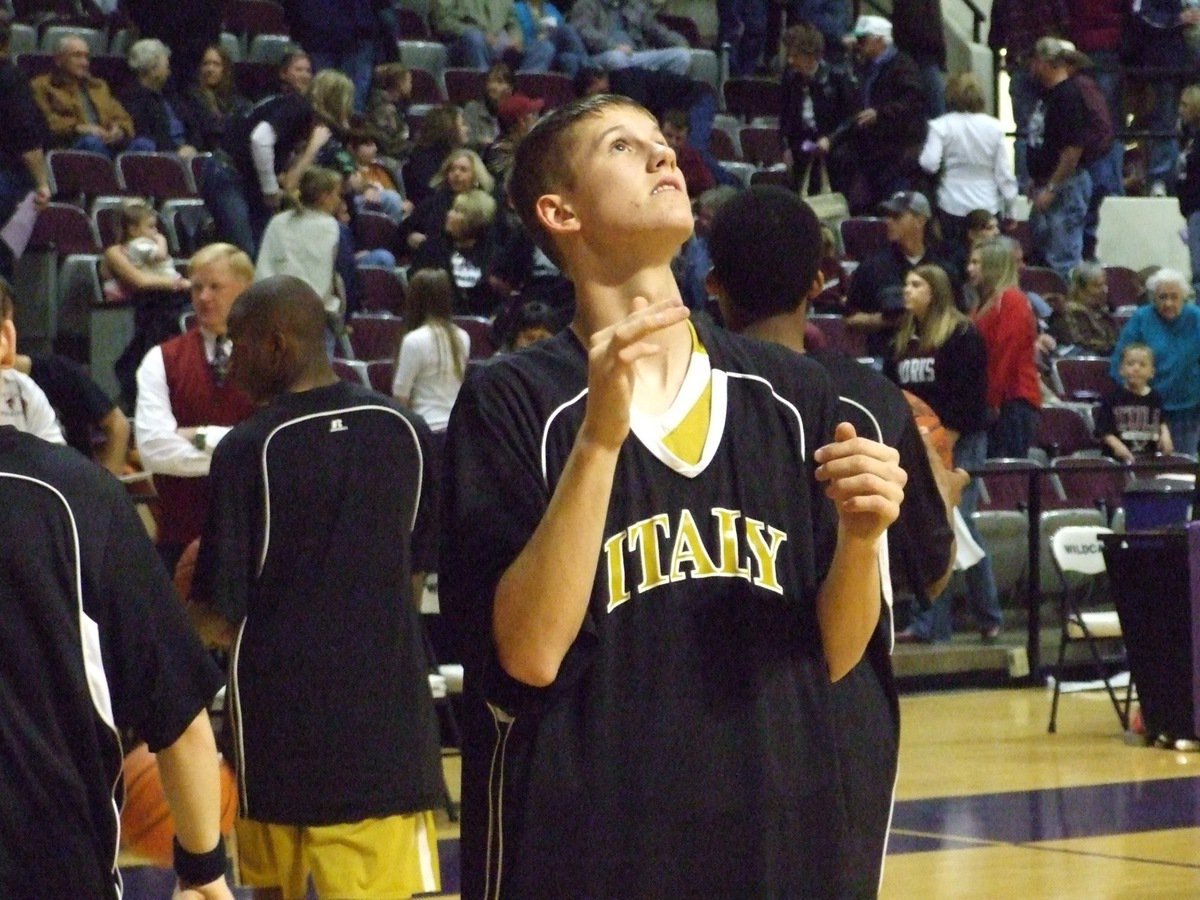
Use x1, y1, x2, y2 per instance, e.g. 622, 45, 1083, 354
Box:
201, 156, 267, 257
988, 398, 1039, 459
114, 289, 191, 405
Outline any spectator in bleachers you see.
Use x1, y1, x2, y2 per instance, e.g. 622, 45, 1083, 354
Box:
576, 66, 734, 188
134, 242, 257, 574
673, 183, 738, 314
778, 23, 858, 195
391, 267, 470, 434
121, 38, 201, 160
499, 298, 560, 349
366, 62, 413, 159
1066, 0, 1125, 170
919, 72, 1017, 248
107, 199, 193, 404
484, 92, 543, 182
971, 236, 1042, 458
1121, 0, 1200, 196
514, 0, 588, 76
1049, 260, 1119, 356
839, 15, 928, 213
123, 0, 219, 96
286, 0, 389, 112
488, 225, 574, 323
1096, 342, 1174, 461
1110, 268, 1200, 455
412, 187, 505, 315
1177, 83, 1200, 294
30, 35, 151, 158
0, 12, 50, 279
347, 125, 409, 222
201, 58, 325, 254
180, 44, 251, 153
845, 190, 958, 356
402, 146, 493, 251
277, 46, 314, 95
433, 0, 555, 71
1026, 37, 1093, 280
256, 167, 345, 342
717, 0, 768, 77
308, 68, 360, 179
884, 262, 1000, 644
661, 108, 714, 195
891, 0, 946, 118
463, 62, 513, 147
768, 0, 852, 69
569, 0, 691, 75
987, 0, 1069, 188
405, 103, 470, 206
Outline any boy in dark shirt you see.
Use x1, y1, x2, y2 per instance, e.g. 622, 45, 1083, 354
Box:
1096, 342, 1173, 461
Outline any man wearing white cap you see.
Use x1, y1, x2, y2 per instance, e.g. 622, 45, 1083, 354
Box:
838, 14, 927, 213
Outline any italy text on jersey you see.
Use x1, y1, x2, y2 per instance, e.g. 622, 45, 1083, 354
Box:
602, 507, 788, 613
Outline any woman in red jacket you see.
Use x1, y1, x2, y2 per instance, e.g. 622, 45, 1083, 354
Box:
970, 235, 1042, 457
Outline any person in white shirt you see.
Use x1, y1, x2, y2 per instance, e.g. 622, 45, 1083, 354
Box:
135, 243, 256, 571
919, 72, 1018, 248
0, 276, 64, 444
392, 268, 470, 434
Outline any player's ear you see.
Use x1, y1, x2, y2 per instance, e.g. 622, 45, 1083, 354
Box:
0, 318, 16, 368
805, 270, 826, 301
535, 193, 580, 237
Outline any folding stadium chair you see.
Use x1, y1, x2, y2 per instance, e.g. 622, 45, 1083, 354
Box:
354, 211, 399, 253
1047, 525, 1131, 734
453, 315, 495, 360
1036, 404, 1100, 457
116, 152, 197, 202
1104, 265, 1142, 309
159, 201, 212, 257
223, 0, 290, 42
750, 168, 789, 187
357, 266, 405, 315
976, 457, 1054, 512
47, 149, 122, 206
247, 33, 294, 65
1019, 265, 1068, 298
10, 23, 37, 56
28, 202, 101, 256
218, 31, 243, 63
1050, 455, 1129, 521
1037, 506, 1107, 608
686, 49, 719, 92
971, 509, 1029, 608
365, 360, 396, 395
722, 77, 781, 122
738, 126, 783, 168
39, 24, 106, 55
720, 162, 756, 188
839, 217, 888, 262
445, 67, 487, 105
332, 358, 370, 386
347, 313, 405, 361
397, 40, 448, 83
808, 314, 867, 357
1051, 356, 1117, 402
708, 123, 740, 162
513, 71, 575, 109
404, 66, 443, 104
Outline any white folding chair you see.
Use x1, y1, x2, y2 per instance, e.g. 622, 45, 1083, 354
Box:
1047, 525, 1132, 733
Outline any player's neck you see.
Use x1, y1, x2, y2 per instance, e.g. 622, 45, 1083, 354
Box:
572, 264, 685, 337
741, 311, 808, 355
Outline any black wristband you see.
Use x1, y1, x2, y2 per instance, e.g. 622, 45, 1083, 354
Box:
172, 835, 227, 888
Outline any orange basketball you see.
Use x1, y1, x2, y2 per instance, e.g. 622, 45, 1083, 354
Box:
120, 743, 238, 865
902, 390, 954, 471
173, 538, 201, 603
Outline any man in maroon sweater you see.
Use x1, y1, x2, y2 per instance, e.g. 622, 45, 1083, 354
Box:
134, 243, 256, 573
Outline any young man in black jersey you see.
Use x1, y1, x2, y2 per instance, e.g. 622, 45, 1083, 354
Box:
707, 184, 964, 894
441, 95, 908, 897
190, 275, 444, 899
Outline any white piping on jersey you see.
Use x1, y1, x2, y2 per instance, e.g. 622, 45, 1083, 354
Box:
723, 372, 808, 461
228, 618, 249, 816
0, 473, 124, 896
484, 702, 515, 900
540, 388, 588, 486
834, 395, 895, 650
629, 368, 729, 479
879, 756, 899, 895
256, 404, 424, 577
415, 811, 437, 892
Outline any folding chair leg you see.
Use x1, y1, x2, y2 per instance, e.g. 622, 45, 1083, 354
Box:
1048, 632, 1069, 733
1083, 629, 1128, 731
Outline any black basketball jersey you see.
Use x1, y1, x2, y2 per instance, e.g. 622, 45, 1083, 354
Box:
442, 319, 885, 898
195, 381, 443, 826
0, 427, 221, 898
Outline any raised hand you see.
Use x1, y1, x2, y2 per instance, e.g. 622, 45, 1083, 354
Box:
814, 421, 906, 543
578, 296, 690, 452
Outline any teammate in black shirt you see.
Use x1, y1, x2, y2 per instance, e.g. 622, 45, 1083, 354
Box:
442, 95, 907, 897
192, 275, 443, 899
708, 184, 960, 895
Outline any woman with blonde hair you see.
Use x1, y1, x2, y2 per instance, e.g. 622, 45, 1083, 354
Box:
402, 148, 494, 251
971, 236, 1041, 457
919, 72, 1017, 246
412, 188, 504, 316
392, 268, 470, 435
886, 263, 1000, 642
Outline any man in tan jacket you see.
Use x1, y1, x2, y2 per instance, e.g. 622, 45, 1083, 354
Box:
30, 35, 152, 157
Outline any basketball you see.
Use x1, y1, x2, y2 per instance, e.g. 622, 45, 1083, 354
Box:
902, 390, 954, 471
120, 743, 237, 865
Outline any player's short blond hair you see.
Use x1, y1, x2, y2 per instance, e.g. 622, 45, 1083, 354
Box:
190, 243, 254, 283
